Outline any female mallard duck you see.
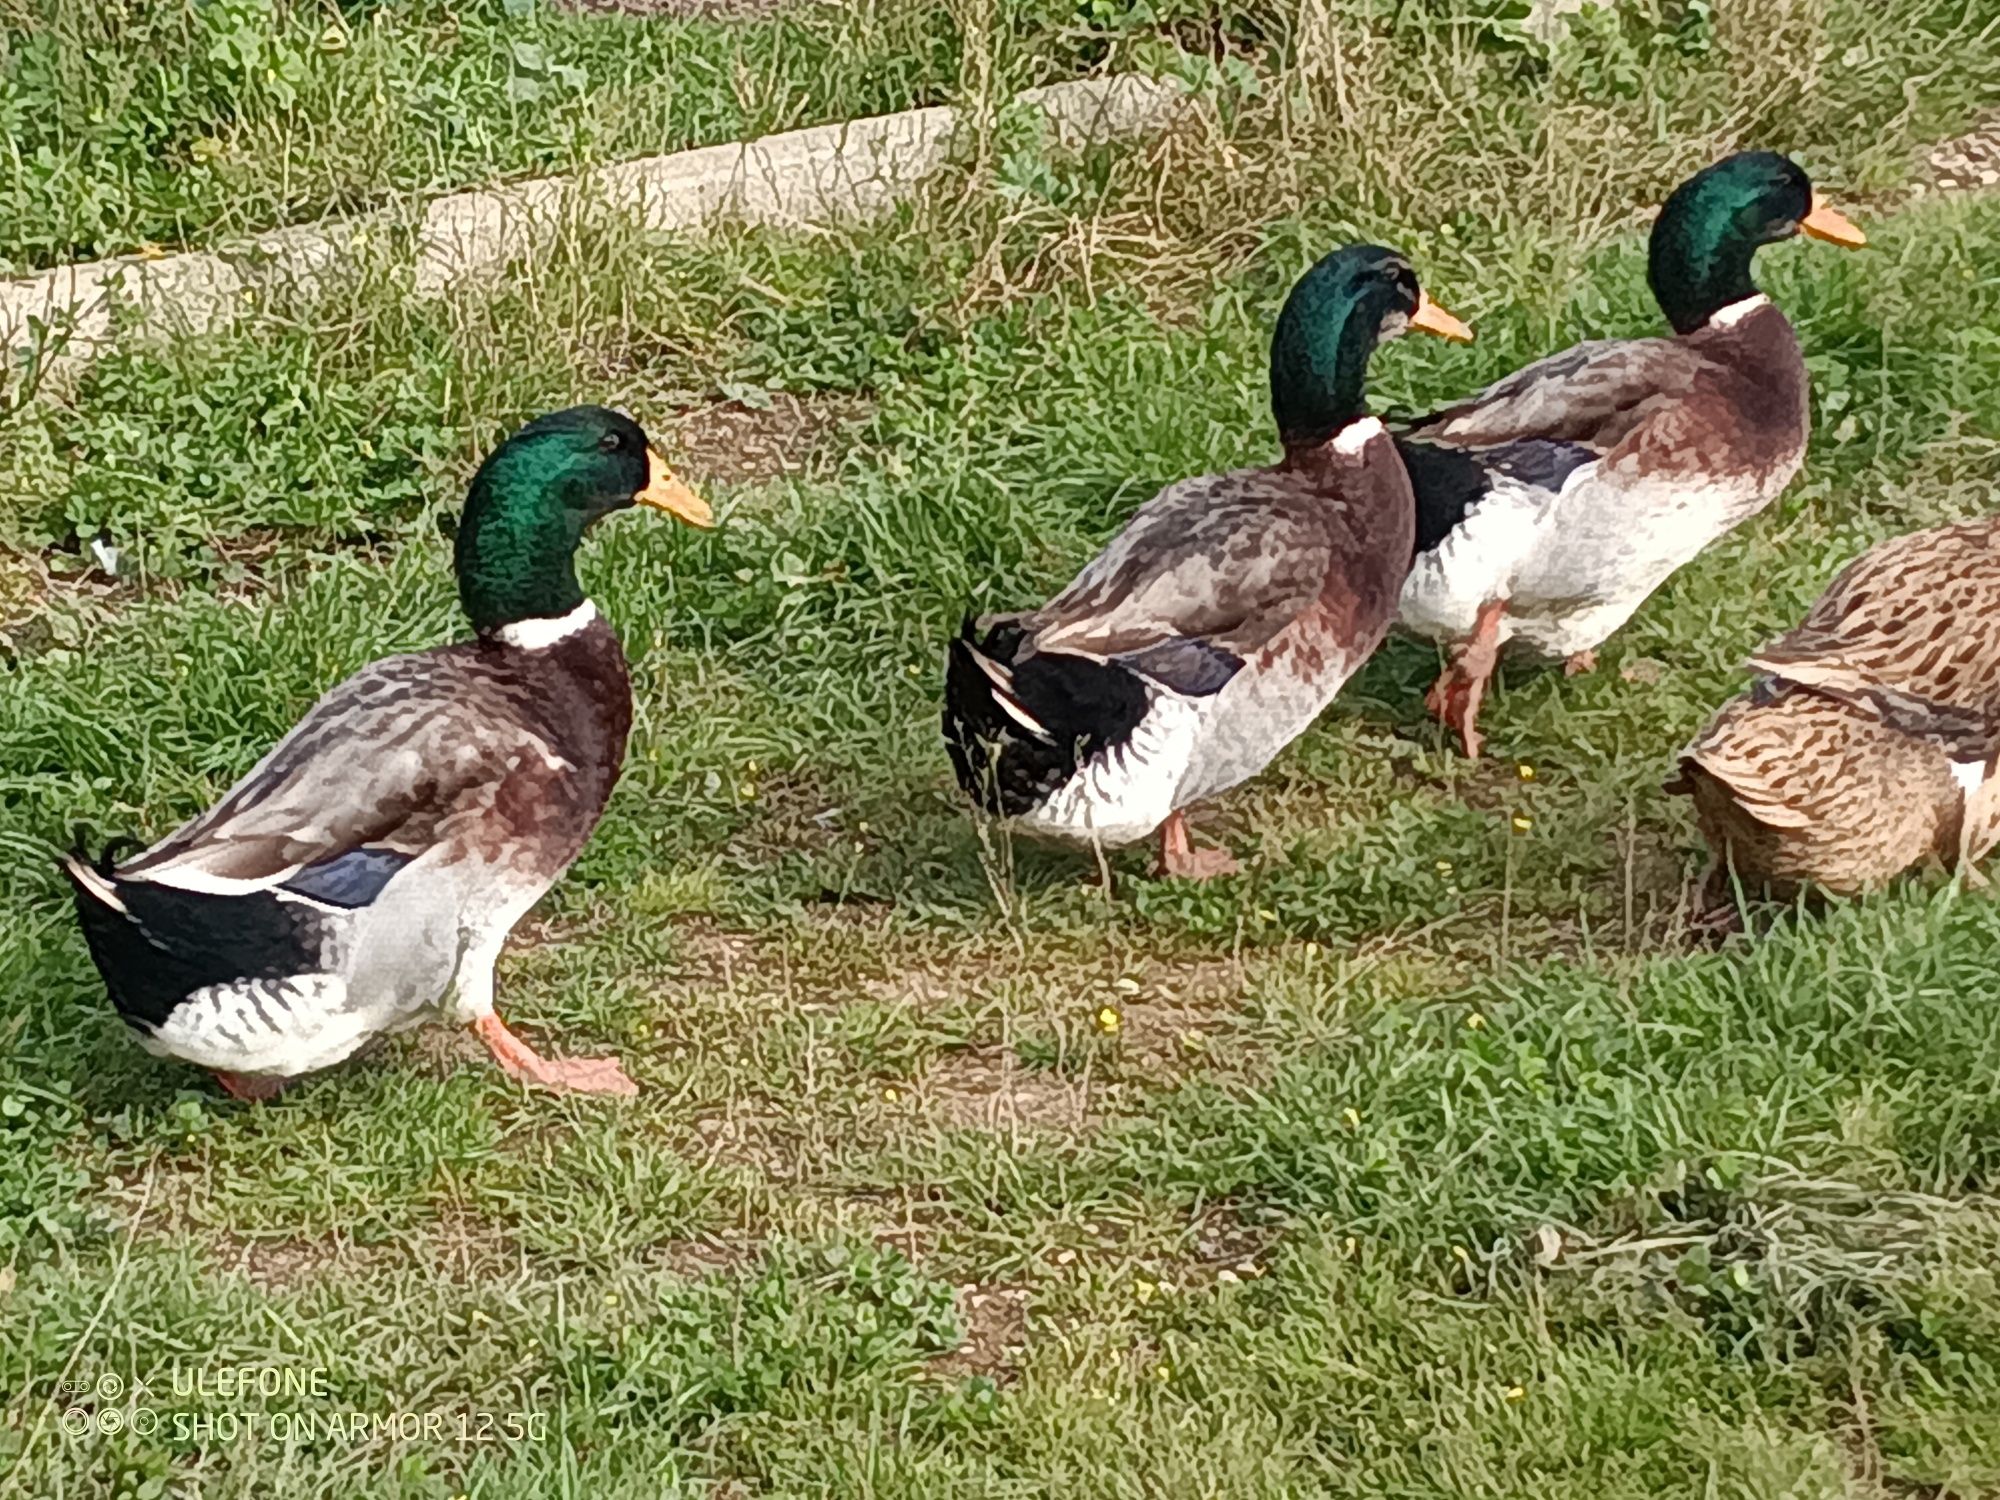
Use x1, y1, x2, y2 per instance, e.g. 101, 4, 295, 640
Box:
1396, 150, 1866, 758
62, 406, 712, 1099
943, 244, 1471, 878
1671, 516, 2000, 902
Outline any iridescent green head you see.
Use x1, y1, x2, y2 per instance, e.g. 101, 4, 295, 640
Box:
453, 405, 711, 634
1648, 151, 1866, 335
1269, 244, 1472, 451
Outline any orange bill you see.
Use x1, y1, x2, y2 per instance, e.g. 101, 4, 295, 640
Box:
634, 448, 713, 527
1411, 290, 1474, 343
1801, 191, 1866, 248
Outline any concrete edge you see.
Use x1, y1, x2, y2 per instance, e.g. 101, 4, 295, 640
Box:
0, 75, 1190, 372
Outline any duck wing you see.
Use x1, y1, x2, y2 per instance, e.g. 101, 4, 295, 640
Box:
1017, 470, 1344, 687
1748, 517, 2000, 714
1402, 335, 1710, 453
119, 642, 558, 896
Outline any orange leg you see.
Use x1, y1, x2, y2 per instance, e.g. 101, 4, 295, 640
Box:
214, 1070, 287, 1102
1154, 810, 1240, 881
1425, 599, 1507, 759
473, 1013, 638, 1097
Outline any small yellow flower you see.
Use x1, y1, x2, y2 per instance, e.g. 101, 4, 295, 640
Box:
1341, 1106, 1361, 1130
1516, 763, 1536, 782
471, 1310, 490, 1325
1434, 859, 1454, 876
1464, 1012, 1486, 1031
603, 1291, 619, 1306
1153, 1363, 1172, 1383
1504, 1384, 1527, 1402
1095, 1005, 1123, 1036
1510, 813, 1533, 834
1304, 941, 1320, 957
1132, 1278, 1158, 1303
880, 1086, 901, 1103
1342, 1236, 1359, 1256
857, 821, 871, 833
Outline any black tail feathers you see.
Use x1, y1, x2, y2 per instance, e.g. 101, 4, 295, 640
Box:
61, 844, 324, 1034
942, 617, 1150, 817
69, 825, 144, 877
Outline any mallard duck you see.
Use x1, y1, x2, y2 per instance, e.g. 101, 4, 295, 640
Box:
62, 406, 712, 1099
1745, 515, 2000, 730
1397, 150, 1867, 758
1671, 516, 2000, 902
943, 244, 1472, 878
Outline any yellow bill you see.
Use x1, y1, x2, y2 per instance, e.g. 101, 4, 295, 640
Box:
634, 448, 713, 527
1801, 191, 1866, 248
1411, 290, 1475, 343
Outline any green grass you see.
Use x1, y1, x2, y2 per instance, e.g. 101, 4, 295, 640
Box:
5, 1, 2000, 1495
0, 0, 1101, 274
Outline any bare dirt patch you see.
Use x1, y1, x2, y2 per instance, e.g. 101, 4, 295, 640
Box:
1107, 955, 1245, 1070
404, 1024, 494, 1079
666, 392, 871, 488
559, 0, 786, 16
933, 1282, 1031, 1382
651, 1232, 765, 1279
922, 1047, 1092, 1134
204, 1233, 395, 1290
201, 1209, 518, 1289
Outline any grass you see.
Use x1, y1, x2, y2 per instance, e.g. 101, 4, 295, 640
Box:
0, 0, 1103, 274
5, 0, 2000, 1495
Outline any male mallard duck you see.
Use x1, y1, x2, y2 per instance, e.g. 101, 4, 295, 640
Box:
1670, 516, 2000, 902
62, 406, 712, 1099
1397, 150, 1866, 758
943, 244, 1471, 878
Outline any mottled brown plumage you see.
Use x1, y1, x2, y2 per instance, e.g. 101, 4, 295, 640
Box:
1673, 515, 2000, 900
1747, 515, 2000, 738
942, 244, 1470, 878
1678, 689, 1983, 898
63, 406, 711, 1098
122, 623, 632, 890
1407, 307, 1807, 480
1399, 151, 1866, 760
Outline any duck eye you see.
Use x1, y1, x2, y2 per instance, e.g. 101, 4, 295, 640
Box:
599, 431, 625, 453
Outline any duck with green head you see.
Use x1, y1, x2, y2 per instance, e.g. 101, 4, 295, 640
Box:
64, 405, 712, 1099
1397, 150, 1866, 758
944, 244, 1472, 878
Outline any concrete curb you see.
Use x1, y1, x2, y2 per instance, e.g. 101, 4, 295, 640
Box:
1, 75, 1188, 372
